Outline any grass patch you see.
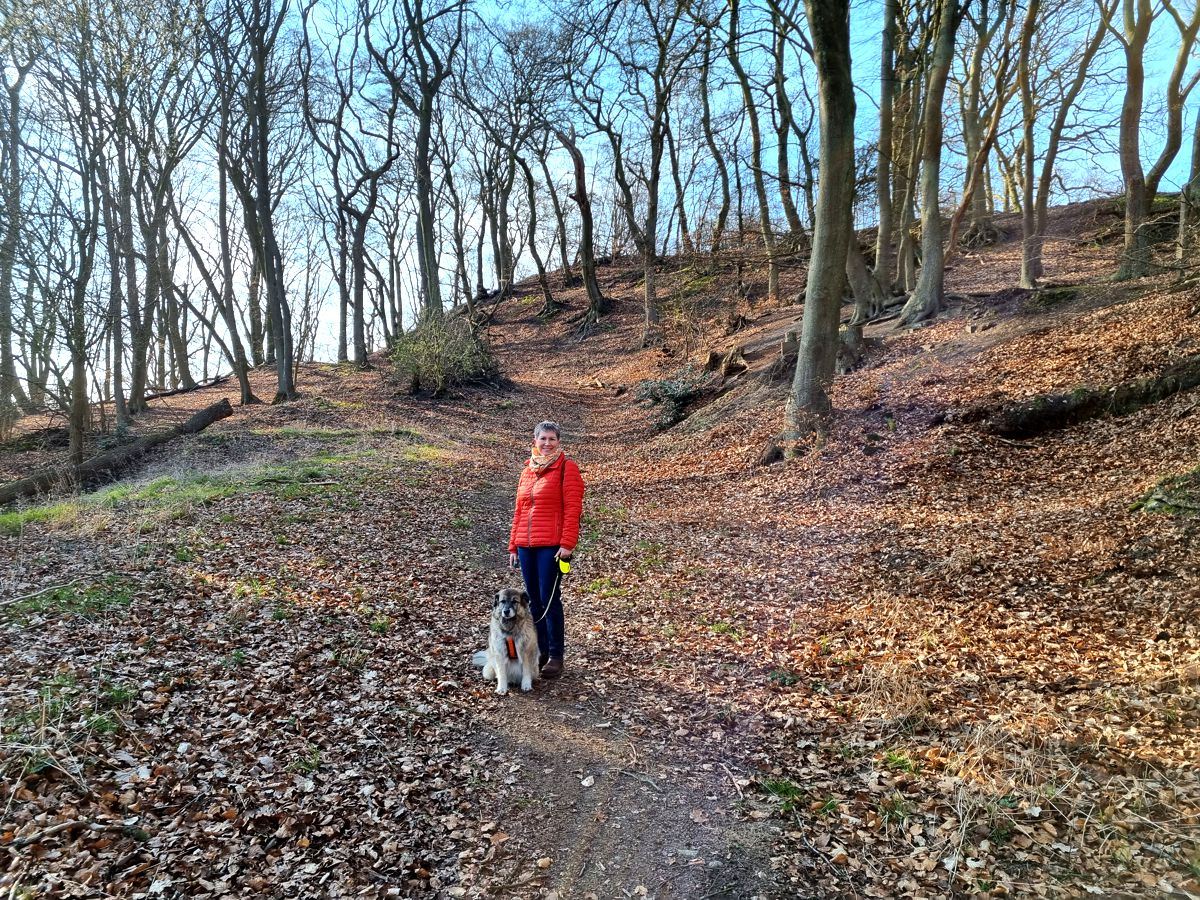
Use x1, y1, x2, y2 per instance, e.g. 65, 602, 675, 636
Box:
1133, 467, 1200, 517
883, 749, 918, 773
761, 777, 805, 815
0, 502, 81, 536
878, 792, 913, 827
5, 458, 356, 537
270, 426, 361, 441
401, 443, 445, 463
632, 539, 666, 574
288, 745, 321, 774
585, 576, 631, 599
768, 669, 801, 687
2, 672, 129, 781
3, 578, 133, 625
703, 618, 743, 639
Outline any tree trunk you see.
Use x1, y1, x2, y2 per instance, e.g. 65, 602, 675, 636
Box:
665, 114, 695, 255
785, 0, 855, 437
873, 0, 898, 293
1180, 103, 1200, 263
728, 0, 780, 304
899, 0, 958, 326
0, 66, 33, 417
771, 4, 804, 238
847, 232, 885, 324
516, 154, 557, 315
1017, 0, 1040, 288
553, 126, 607, 324
699, 33, 731, 257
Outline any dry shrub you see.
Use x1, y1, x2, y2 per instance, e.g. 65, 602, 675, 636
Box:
390, 316, 497, 395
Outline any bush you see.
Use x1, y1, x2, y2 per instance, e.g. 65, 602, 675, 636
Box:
633, 366, 717, 429
390, 315, 497, 395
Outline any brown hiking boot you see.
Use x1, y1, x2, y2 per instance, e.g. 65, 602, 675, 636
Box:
541, 657, 563, 679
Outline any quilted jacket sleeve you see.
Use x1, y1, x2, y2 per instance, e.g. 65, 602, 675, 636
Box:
559, 459, 586, 551
507, 469, 526, 554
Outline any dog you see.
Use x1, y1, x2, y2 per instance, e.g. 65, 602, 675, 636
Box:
478, 588, 539, 695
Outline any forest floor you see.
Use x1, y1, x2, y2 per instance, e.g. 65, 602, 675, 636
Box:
1, 199, 1199, 899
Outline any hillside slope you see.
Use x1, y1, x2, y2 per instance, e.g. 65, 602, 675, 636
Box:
1, 200, 1198, 898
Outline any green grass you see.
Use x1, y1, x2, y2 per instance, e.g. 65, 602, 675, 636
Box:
883, 749, 917, 773
0, 502, 81, 535
768, 669, 801, 686
632, 539, 666, 574
761, 777, 805, 815
878, 792, 913, 826
2, 673, 129, 780
1133, 467, 1200, 517
816, 797, 840, 816
705, 619, 743, 639
288, 745, 321, 774
369, 615, 391, 635
2, 578, 133, 625
585, 576, 631, 599
222, 649, 248, 668
101, 682, 136, 706
3, 457, 362, 538
401, 443, 445, 463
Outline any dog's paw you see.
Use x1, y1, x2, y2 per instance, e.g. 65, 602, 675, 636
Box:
520, 681, 533, 692
494, 686, 508, 695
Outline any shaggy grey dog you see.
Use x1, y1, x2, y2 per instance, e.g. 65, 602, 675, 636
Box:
479, 588, 539, 695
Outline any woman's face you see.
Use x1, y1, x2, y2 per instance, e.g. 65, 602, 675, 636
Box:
535, 429, 560, 454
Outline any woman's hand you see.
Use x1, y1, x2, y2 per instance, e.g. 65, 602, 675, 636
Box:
555, 548, 572, 561
509, 552, 518, 568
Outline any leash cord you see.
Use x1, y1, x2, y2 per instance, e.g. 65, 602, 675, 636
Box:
532, 567, 564, 625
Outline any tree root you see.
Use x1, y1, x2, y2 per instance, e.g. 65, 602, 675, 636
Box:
982, 353, 1200, 438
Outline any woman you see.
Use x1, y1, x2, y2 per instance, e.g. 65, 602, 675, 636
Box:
508, 421, 585, 679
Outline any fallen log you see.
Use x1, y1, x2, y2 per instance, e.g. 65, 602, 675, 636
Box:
987, 353, 1200, 438
0, 399, 233, 506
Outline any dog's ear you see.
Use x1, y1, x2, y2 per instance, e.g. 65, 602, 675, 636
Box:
493, 591, 503, 608
518, 590, 530, 606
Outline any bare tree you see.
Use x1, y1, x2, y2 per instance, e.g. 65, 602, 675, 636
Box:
784, 0, 855, 439
300, 0, 402, 365
364, 0, 466, 318
898, 0, 960, 326
1110, 0, 1200, 279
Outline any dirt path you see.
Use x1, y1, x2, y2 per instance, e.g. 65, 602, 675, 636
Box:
458, 338, 783, 899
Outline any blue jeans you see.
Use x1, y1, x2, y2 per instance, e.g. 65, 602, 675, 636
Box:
517, 546, 565, 659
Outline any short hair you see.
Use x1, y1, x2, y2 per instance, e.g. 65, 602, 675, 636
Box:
533, 420, 561, 439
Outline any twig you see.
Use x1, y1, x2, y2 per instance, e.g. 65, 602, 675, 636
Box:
697, 885, 737, 900
619, 769, 664, 793
12, 819, 127, 847
1, 578, 84, 610
719, 763, 745, 800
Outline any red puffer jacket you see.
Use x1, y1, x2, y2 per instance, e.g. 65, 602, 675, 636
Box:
508, 455, 586, 553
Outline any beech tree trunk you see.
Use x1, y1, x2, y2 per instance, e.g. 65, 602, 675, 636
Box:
873, 0, 898, 293
785, 0, 855, 436
898, 0, 959, 326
